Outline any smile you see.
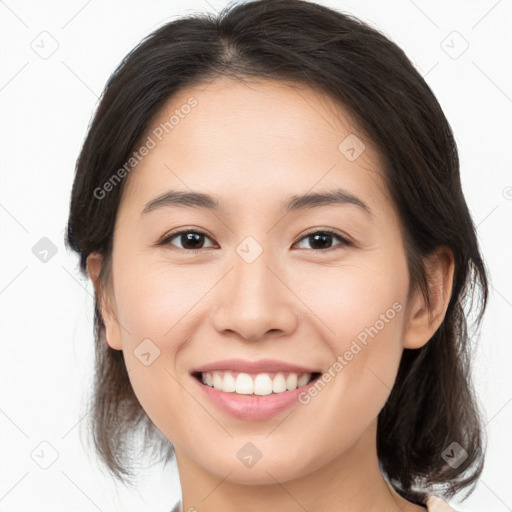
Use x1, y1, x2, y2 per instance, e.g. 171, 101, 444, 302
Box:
190, 360, 323, 421
195, 370, 320, 395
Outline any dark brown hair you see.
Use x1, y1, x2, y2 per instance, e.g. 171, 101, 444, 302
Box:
65, 0, 488, 505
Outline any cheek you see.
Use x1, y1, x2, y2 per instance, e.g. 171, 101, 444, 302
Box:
114, 259, 206, 343
290, 261, 408, 417
295, 260, 408, 347
288, 271, 406, 471
109, 261, 205, 424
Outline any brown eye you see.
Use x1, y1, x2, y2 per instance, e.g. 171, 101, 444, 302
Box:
295, 230, 350, 251
162, 230, 216, 251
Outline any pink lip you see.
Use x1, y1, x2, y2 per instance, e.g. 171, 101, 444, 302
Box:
191, 358, 320, 374
192, 375, 320, 421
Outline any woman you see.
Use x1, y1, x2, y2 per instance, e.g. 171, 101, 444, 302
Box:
66, 1, 488, 510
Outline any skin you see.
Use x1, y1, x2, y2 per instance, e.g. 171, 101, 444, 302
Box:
87, 77, 454, 512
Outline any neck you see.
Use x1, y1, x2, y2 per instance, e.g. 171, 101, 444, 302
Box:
174, 420, 422, 512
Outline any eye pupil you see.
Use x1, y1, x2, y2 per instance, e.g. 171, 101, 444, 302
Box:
309, 232, 332, 250
182, 232, 204, 249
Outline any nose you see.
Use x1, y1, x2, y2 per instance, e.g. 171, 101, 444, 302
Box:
211, 248, 299, 342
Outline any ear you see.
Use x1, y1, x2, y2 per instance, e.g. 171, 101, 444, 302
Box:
403, 246, 455, 349
86, 252, 123, 351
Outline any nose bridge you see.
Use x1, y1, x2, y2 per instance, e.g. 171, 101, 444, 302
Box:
211, 238, 298, 340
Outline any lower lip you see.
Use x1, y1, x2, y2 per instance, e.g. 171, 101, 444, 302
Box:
192, 374, 319, 421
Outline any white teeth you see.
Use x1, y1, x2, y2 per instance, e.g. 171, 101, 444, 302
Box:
212, 371, 223, 390
199, 371, 314, 395
272, 373, 287, 393
297, 374, 310, 387
222, 371, 236, 392
253, 374, 273, 396
235, 373, 253, 395
286, 373, 298, 391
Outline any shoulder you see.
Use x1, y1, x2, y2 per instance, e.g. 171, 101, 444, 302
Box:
426, 494, 458, 511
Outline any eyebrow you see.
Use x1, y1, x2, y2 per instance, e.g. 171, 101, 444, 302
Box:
141, 188, 372, 217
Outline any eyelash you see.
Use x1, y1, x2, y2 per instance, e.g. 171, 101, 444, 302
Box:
158, 228, 352, 253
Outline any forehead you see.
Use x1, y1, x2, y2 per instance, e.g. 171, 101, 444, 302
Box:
120, 77, 389, 217
151, 76, 366, 157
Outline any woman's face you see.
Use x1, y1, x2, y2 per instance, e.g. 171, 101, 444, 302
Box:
94, 77, 422, 484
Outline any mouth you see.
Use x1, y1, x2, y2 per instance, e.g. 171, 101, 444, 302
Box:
189, 359, 324, 420
192, 370, 322, 396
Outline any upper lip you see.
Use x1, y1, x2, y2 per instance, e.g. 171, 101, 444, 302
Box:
191, 359, 321, 375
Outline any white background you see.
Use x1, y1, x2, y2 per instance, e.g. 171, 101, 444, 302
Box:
0, 0, 511, 510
